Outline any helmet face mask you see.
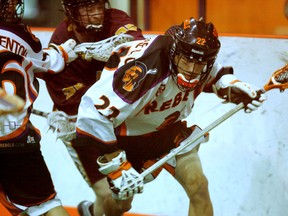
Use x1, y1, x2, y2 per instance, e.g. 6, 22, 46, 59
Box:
169, 17, 221, 92
0, 0, 24, 23
61, 0, 109, 34
173, 54, 208, 91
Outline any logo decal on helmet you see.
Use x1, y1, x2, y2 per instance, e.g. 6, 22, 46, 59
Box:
191, 49, 204, 55
212, 27, 218, 37
183, 19, 191, 30
196, 37, 206, 46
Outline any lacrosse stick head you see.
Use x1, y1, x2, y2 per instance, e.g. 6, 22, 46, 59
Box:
74, 34, 134, 62
47, 111, 77, 142
263, 64, 288, 92
0, 0, 24, 23
61, 0, 109, 34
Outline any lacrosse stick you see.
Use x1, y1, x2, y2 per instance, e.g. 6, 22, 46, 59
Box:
0, 87, 25, 115
140, 64, 288, 179
31, 108, 77, 141
74, 34, 134, 62
263, 63, 288, 92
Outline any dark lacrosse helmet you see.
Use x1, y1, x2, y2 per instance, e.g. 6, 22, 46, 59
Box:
0, 0, 24, 23
61, 0, 109, 34
169, 17, 221, 92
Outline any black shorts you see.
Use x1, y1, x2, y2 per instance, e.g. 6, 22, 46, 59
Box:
72, 121, 194, 185
0, 126, 56, 207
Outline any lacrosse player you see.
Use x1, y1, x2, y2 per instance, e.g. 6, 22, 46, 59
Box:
35, 0, 144, 215
0, 0, 77, 215
0, 0, 78, 70
0, 48, 71, 216
75, 17, 267, 216
37, 0, 144, 116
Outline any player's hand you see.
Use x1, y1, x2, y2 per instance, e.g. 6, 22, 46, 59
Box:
49, 39, 78, 64
0, 88, 25, 115
213, 74, 267, 113
97, 150, 144, 200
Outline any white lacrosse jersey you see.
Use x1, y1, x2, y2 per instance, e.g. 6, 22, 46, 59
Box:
76, 35, 225, 152
0, 46, 66, 140
0, 23, 65, 73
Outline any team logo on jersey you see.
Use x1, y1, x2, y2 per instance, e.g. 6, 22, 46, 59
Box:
62, 83, 85, 100
27, 135, 36, 144
122, 61, 156, 92
113, 58, 162, 104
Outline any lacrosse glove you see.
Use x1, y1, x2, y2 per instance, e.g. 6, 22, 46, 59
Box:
97, 150, 144, 200
49, 39, 78, 64
46, 111, 77, 141
213, 74, 267, 113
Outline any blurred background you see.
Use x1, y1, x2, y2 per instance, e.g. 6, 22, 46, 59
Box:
23, 0, 288, 35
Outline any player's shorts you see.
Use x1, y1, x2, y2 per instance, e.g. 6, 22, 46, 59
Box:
0, 127, 60, 215
72, 121, 200, 186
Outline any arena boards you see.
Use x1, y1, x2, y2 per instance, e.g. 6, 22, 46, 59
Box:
3, 28, 288, 216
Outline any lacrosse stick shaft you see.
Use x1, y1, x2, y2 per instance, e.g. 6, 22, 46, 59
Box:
141, 63, 288, 178
31, 108, 49, 118
140, 102, 244, 178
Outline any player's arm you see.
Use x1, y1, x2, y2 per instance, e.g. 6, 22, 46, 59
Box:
76, 90, 144, 200
41, 39, 78, 73
74, 9, 145, 62
75, 68, 132, 151
211, 64, 266, 112
76, 64, 153, 199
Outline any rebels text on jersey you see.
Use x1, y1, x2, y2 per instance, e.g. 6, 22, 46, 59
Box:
76, 35, 224, 153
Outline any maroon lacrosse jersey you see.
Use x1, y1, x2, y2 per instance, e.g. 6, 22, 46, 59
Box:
37, 9, 145, 115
